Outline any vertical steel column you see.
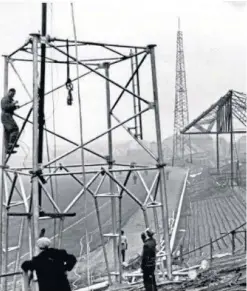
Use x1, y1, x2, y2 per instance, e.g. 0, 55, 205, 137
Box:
230, 95, 234, 187
104, 63, 118, 281
31, 34, 40, 253
148, 45, 172, 279
38, 3, 47, 208
13, 217, 25, 291
216, 108, 220, 172
1, 56, 8, 291
118, 189, 123, 283
153, 178, 162, 250
142, 208, 149, 228
130, 51, 138, 137
2, 201, 9, 291
135, 48, 143, 139
94, 195, 112, 285
216, 133, 219, 171
57, 218, 64, 249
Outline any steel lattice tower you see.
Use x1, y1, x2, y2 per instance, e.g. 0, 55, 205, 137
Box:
172, 19, 192, 166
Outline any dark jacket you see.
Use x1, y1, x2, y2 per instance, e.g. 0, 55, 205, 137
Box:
1, 96, 17, 114
141, 237, 156, 270
1, 96, 18, 128
21, 248, 77, 291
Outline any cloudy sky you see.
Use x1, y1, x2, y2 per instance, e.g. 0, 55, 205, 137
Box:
0, 0, 246, 159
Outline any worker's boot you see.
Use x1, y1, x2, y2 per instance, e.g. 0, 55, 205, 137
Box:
6, 145, 17, 154
14, 144, 20, 148
6, 149, 17, 154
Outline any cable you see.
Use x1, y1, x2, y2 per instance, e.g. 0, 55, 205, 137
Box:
49, 2, 59, 247
19, 141, 30, 168
70, 3, 90, 288
44, 123, 58, 246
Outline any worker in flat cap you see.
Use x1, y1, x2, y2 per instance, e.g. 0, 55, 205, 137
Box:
141, 228, 157, 291
21, 235, 77, 291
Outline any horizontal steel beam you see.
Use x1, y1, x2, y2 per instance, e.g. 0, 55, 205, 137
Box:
51, 37, 148, 50
182, 130, 246, 134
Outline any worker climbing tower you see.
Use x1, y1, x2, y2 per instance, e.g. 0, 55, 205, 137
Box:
0, 3, 173, 290
172, 18, 192, 166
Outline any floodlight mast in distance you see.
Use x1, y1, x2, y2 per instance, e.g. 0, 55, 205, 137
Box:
0, 30, 173, 290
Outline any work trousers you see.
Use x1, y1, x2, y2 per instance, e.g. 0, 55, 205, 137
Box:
121, 250, 125, 262
118, 248, 126, 262
143, 268, 157, 291
1, 113, 19, 150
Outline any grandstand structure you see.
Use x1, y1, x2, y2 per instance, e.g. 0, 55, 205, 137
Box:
181, 90, 246, 186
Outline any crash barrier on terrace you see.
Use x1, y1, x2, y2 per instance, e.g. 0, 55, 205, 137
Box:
173, 222, 246, 264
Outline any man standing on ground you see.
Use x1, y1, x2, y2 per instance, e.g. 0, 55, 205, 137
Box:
21, 237, 77, 291
1, 88, 19, 154
119, 230, 128, 263
141, 229, 157, 291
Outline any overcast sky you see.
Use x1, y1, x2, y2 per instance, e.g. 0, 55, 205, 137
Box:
0, 0, 246, 159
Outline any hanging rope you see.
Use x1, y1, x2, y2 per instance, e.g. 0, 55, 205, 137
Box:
50, 3, 60, 246
70, 3, 90, 288
66, 39, 74, 105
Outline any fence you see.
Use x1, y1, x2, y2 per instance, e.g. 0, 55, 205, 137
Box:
173, 222, 246, 264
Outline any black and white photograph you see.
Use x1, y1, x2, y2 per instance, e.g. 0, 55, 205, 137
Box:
0, 1, 246, 291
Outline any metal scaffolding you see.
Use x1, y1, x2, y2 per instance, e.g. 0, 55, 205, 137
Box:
0, 6, 173, 290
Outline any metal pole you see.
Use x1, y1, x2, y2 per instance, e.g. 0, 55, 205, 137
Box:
12, 217, 25, 291
230, 95, 234, 187
57, 219, 64, 249
117, 171, 131, 284
130, 50, 138, 136
153, 207, 161, 248
3, 200, 9, 291
143, 209, 149, 228
149, 45, 172, 279
231, 231, 235, 255
52, 37, 147, 50
118, 195, 122, 283
93, 194, 112, 284
244, 231, 246, 253
179, 245, 183, 264
0, 56, 8, 288
216, 133, 219, 171
38, 3, 47, 209
209, 237, 213, 263
31, 33, 40, 254
0, 56, 9, 290
135, 48, 143, 139
104, 63, 118, 282
22, 271, 29, 291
